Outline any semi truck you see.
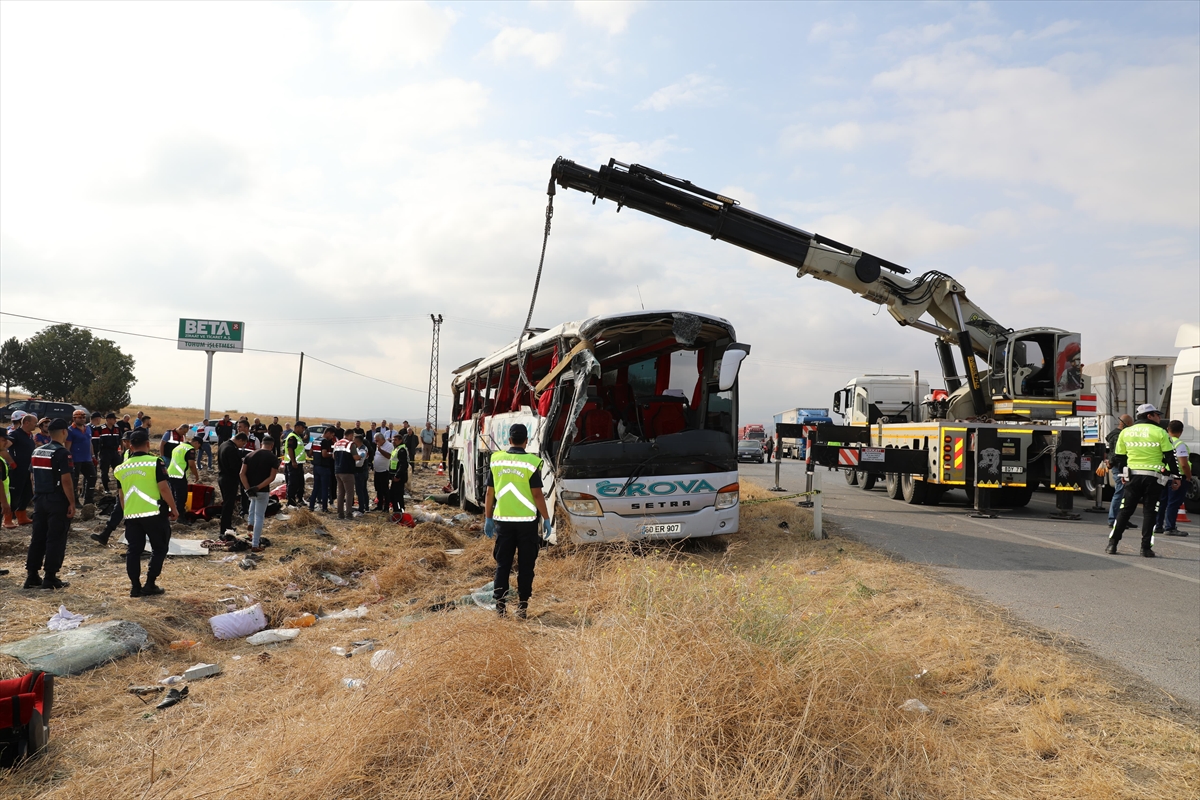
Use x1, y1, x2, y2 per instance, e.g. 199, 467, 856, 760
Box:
773, 408, 833, 459
551, 157, 1097, 508
738, 423, 766, 442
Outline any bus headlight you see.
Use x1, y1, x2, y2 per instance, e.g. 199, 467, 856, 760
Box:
561, 491, 602, 517
715, 483, 739, 510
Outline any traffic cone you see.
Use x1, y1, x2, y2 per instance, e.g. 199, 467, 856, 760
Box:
1178, 507, 1192, 525
437, 463, 445, 476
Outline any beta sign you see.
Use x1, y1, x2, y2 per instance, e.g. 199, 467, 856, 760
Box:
177, 319, 245, 352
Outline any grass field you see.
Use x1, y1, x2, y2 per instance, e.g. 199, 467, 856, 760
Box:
0, 479, 1196, 799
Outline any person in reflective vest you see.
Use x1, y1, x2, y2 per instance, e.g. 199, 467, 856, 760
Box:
166, 432, 202, 519
484, 424, 551, 619
283, 422, 308, 507
0, 428, 14, 530
389, 433, 409, 512
114, 428, 180, 596
1156, 419, 1193, 536
1108, 404, 1181, 557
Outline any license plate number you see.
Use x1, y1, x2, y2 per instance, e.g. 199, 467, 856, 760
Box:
1002, 466, 1024, 473
642, 523, 682, 536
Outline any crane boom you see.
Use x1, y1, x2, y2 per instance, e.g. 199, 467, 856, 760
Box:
551, 157, 1085, 420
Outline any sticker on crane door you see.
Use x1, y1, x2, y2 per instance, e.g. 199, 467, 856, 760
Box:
1055, 334, 1083, 395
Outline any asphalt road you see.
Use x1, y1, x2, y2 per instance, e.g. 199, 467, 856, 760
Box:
740, 459, 1200, 708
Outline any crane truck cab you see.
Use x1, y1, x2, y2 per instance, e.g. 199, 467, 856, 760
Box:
833, 375, 930, 426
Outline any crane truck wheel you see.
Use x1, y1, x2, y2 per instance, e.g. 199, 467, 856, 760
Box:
901, 474, 928, 505
844, 469, 859, 487
857, 470, 877, 491
885, 473, 903, 500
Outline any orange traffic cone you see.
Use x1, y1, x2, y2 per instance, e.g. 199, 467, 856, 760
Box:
436, 463, 445, 476
1178, 507, 1192, 525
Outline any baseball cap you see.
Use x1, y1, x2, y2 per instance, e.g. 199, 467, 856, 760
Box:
129, 429, 150, 446
509, 423, 528, 442
106, 412, 117, 419
1136, 403, 1160, 416
0, 428, 8, 440
48, 418, 70, 432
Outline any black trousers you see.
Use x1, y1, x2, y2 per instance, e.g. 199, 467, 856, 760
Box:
101, 502, 124, 538
74, 461, 97, 504
125, 514, 171, 588
219, 476, 241, 533
26, 494, 69, 577
493, 520, 540, 604
1110, 474, 1163, 551
98, 450, 120, 492
168, 477, 189, 517
390, 476, 407, 512
10, 468, 31, 512
373, 472, 391, 510
286, 464, 305, 505
355, 470, 369, 512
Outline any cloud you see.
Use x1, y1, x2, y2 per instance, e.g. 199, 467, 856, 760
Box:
808, 19, 857, 43
781, 122, 864, 151
808, 207, 979, 264
879, 22, 953, 47
1031, 20, 1080, 40
484, 27, 563, 67
636, 74, 723, 111
574, 0, 640, 34
578, 132, 679, 166
333, 1, 458, 70
873, 49, 1200, 227
117, 134, 251, 203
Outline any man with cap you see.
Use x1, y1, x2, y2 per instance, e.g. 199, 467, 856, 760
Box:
114, 428, 180, 596
94, 412, 123, 494
67, 409, 97, 505
1104, 414, 1136, 528
0, 428, 15, 529
25, 418, 75, 590
282, 421, 308, 507
166, 430, 201, 518
1107, 404, 1182, 557
7, 411, 37, 526
483, 423, 551, 619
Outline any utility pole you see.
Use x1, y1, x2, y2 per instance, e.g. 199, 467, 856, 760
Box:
426, 315, 443, 428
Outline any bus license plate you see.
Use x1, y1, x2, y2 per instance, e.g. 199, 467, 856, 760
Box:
642, 523, 682, 536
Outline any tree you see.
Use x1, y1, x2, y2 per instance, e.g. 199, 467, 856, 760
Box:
77, 339, 137, 411
20, 324, 137, 410
0, 337, 28, 403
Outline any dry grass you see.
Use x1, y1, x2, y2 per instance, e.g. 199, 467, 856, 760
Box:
0, 478, 1196, 799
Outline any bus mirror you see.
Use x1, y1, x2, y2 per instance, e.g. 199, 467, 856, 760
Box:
719, 344, 751, 391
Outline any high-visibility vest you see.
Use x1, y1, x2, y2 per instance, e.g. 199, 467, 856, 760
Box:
389, 444, 407, 471
0, 459, 8, 507
1171, 436, 1191, 459
285, 432, 307, 464
114, 454, 165, 519
167, 442, 193, 479
490, 451, 542, 522
1116, 422, 1175, 472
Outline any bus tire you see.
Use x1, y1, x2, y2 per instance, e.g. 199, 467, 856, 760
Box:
857, 470, 877, 491
844, 469, 859, 487
901, 474, 927, 505
885, 473, 903, 500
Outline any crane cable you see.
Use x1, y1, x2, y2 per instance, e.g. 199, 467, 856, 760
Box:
515, 177, 556, 397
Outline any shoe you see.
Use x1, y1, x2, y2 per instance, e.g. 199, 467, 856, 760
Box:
516, 602, 528, 620
1164, 528, 1187, 536
156, 686, 188, 709
16, 510, 32, 526
1153, 526, 1163, 534
1141, 549, 1156, 558
496, 602, 506, 617
90, 533, 110, 546
23, 572, 42, 589
337, 512, 345, 520
141, 583, 165, 596
251, 546, 265, 553
130, 585, 142, 598
1104, 542, 1118, 555
41, 576, 70, 590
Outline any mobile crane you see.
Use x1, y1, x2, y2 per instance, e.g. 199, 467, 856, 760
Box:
550, 157, 1093, 508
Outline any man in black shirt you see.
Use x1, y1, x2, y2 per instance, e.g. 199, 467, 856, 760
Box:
309, 428, 336, 513
218, 433, 247, 535
266, 417, 284, 455
8, 412, 37, 526
95, 412, 123, 493
25, 418, 75, 590
241, 440, 279, 550
215, 414, 234, 444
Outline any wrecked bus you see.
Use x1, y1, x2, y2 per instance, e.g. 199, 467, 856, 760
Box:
446, 311, 750, 544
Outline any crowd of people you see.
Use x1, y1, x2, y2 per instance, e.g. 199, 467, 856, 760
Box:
2, 408, 450, 595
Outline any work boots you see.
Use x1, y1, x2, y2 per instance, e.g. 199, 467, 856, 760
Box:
1104, 541, 1118, 555
516, 601, 528, 620
2, 509, 14, 529
23, 572, 43, 589
495, 600, 506, 617
1141, 549, 1156, 558
15, 510, 32, 526
90, 532, 110, 546
41, 575, 70, 590
141, 583, 165, 596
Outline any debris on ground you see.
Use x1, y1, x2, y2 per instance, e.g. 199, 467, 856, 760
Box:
0, 620, 151, 676
47, 605, 89, 631
182, 662, 221, 681
209, 604, 267, 639
156, 686, 188, 709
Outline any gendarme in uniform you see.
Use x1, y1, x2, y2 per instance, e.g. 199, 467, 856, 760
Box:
484, 424, 550, 618
114, 428, 179, 596
25, 418, 75, 590
1108, 404, 1181, 557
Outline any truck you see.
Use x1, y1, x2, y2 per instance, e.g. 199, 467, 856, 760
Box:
774, 408, 833, 459
738, 423, 766, 442
551, 157, 1097, 508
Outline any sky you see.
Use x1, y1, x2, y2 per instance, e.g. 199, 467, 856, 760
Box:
1, 0, 1197, 426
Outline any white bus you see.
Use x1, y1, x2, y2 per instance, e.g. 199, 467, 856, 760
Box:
447, 311, 751, 544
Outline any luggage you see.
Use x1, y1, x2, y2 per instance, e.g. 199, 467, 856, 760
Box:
0, 671, 52, 769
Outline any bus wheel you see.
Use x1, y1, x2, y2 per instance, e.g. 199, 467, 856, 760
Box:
885, 473, 903, 500
857, 470, 877, 491
844, 469, 859, 487
901, 474, 927, 505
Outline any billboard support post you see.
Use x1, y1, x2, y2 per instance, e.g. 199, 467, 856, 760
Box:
177, 319, 245, 423
204, 350, 215, 422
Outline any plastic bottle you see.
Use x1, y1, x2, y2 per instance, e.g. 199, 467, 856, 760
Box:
169, 640, 198, 650
284, 613, 316, 628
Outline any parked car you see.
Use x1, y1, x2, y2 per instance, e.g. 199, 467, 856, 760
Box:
737, 439, 765, 464
1, 399, 86, 424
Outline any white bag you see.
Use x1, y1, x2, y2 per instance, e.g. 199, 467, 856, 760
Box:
208, 603, 267, 640
246, 628, 300, 645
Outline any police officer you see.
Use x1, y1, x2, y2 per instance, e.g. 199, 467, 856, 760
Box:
483, 424, 551, 619
283, 422, 308, 507
92, 430, 135, 546
95, 412, 123, 494
25, 418, 75, 590
389, 432, 409, 513
1107, 403, 1181, 558
0, 428, 14, 530
166, 432, 202, 518
114, 428, 180, 597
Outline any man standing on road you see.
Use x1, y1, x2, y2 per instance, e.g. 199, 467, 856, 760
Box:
218, 433, 247, 535
67, 410, 97, 505
1105, 414, 1135, 528
1157, 420, 1192, 536
95, 412, 123, 493
420, 422, 436, 469
1107, 404, 1181, 558
166, 432, 201, 518
483, 424, 551, 619
114, 428, 180, 597
25, 418, 75, 591
283, 422, 308, 506
8, 411, 37, 526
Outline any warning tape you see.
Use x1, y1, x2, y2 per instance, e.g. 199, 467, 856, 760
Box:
742, 490, 822, 506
